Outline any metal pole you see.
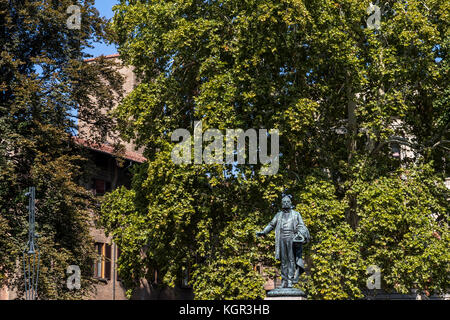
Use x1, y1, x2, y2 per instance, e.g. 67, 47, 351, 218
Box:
112, 242, 116, 300
23, 187, 40, 300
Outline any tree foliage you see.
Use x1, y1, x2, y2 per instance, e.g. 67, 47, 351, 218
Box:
0, 0, 123, 299
102, 0, 449, 299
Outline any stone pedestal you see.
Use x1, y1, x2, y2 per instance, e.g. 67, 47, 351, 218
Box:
264, 287, 307, 300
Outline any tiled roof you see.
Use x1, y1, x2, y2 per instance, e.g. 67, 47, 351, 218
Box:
73, 137, 146, 163
84, 53, 120, 63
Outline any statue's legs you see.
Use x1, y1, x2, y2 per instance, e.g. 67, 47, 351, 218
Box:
280, 236, 295, 287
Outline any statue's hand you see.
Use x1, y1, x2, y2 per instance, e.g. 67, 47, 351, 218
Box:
256, 231, 265, 237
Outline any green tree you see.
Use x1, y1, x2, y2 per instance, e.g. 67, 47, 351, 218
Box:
0, 0, 123, 299
102, 0, 449, 299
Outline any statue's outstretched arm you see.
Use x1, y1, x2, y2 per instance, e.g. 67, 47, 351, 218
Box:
256, 214, 277, 237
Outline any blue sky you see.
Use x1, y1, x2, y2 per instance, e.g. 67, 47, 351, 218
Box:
84, 0, 121, 58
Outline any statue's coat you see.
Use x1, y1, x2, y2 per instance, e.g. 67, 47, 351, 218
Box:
263, 209, 310, 277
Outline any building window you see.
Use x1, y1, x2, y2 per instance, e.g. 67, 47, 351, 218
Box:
94, 242, 102, 278
391, 143, 401, 158
93, 179, 111, 196
94, 153, 109, 171
94, 242, 112, 280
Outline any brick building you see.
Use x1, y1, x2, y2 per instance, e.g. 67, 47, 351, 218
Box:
75, 137, 145, 300
77, 54, 194, 300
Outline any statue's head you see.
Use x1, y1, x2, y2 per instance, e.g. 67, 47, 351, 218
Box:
281, 196, 293, 209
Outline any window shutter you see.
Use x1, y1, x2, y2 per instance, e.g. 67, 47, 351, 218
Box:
104, 244, 112, 279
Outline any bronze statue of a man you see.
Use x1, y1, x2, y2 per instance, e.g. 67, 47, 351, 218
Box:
256, 196, 310, 288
